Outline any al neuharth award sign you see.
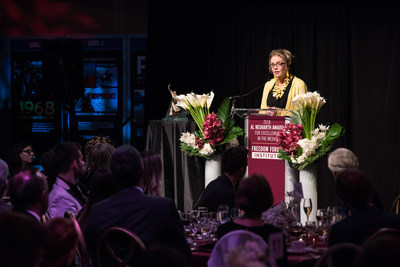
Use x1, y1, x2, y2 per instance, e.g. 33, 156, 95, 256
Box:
248, 115, 286, 203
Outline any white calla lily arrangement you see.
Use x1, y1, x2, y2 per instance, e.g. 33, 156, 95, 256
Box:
276, 91, 345, 170
177, 91, 243, 158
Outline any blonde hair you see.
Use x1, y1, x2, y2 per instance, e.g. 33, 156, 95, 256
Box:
268, 48, 295, 74
86, 143, 115, 171
84, 135, 113, 161
328, 148, 359, 175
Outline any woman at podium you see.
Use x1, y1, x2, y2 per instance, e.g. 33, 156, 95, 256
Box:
260, 49, 307, 111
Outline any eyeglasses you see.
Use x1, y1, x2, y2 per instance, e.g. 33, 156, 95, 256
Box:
21, 149, 34, 154
269, 62, 286, 68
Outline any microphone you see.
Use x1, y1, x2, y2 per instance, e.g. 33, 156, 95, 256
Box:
229, 82, 265, 117
229, 82, 265, 100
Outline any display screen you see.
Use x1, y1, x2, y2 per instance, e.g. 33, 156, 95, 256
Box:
75, 62, 118, 115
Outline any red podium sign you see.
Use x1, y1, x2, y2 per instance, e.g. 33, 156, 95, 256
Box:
247, 115, 286, 204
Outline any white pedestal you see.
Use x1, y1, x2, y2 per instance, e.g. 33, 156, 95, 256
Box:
205, 154, 222, 187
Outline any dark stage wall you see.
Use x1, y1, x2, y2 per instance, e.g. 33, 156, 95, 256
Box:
145, 1, 400, 210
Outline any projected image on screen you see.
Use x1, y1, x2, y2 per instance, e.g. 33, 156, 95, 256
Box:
76, 62, 118, 115
96, 63, 118, 87
75, 87, 118, 114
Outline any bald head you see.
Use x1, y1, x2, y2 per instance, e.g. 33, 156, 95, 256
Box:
9, 167, 48, 213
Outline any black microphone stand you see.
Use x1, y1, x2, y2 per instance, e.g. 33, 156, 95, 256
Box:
229, 82, 265, 118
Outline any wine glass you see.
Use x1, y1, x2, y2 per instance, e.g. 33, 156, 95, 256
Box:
316, 208, 327, 227
303, 198, 312, 223
289, 221, 303, 241
197, 207, 208, 222
217, 205, 229, 224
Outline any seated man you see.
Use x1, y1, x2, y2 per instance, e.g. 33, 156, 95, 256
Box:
329, 169, 400, 247
195, 146, 248, 212
0, 212, 47, 267
46, 142, 87, 219
86, 145, 191, 266
328, 148, 383, 211
8, 166, 48, 223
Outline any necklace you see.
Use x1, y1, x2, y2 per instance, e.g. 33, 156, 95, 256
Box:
272, 76, 291, 99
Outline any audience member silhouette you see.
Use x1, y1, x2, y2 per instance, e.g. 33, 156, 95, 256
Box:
84, 135, 114, 162
8, 166, 48, 223
46, 142, 87, 219
328, 148, 383, 212
141, 151, 163, 196
82, 135, 114, 190
8, 142, 36, 177
42, 217, 79, 267
77, 168, 116, 234
83, 142, 115, 192
354, 228, 400, 267
196, 146, 248, 212
0, 158, 12, 213
86, 145, 191, 266
0, 211, 47, 267
217, 173, 288, 266
329, 169, 400, 250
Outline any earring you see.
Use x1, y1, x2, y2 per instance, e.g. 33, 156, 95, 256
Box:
286, 70, 289, 78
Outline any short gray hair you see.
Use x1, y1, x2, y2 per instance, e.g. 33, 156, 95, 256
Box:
328, 148, 359, 174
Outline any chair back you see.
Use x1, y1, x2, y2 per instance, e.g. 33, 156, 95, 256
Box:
64, 212, 91, 267
96, 226, 146, 267
208, 230, 268, 267
390, 194, 400, 214
354, 228, 400, 267
314, 242, 363, 267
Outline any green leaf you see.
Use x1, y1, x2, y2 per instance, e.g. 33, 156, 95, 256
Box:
216, 97, 231, 123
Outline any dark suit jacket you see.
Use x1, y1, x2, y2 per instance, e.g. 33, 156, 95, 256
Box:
12, 207, 42, 224
0, 200, 12, 214
195, 174, 237, 212
329, 205, 400, 246
86, 187, 191, 264
328, 206, 400, 267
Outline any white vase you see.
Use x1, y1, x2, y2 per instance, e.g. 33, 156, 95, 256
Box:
204, 154, 222, 187
285, 161, 299, 203
299, 163, 318, 224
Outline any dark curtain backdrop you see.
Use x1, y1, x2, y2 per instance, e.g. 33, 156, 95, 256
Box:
145, 0, 400, 210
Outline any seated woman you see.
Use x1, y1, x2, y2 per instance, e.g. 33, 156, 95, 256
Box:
8, 142, 36, 177
217, 174, 287, 266
140, 151, 163, 196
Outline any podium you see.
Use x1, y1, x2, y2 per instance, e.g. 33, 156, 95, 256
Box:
232, 108, 292, 204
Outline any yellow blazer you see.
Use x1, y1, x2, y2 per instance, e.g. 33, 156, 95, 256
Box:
260, 76, 307, 111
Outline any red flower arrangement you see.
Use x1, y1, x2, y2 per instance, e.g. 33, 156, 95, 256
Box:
202, 112, 225, 147
179, 97, 243, 159
276, 122, 303, 155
